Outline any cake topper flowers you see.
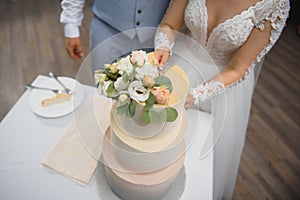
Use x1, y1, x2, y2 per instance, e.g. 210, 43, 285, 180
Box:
94, 50, 178, 124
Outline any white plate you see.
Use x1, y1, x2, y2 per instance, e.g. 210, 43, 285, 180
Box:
28, 77, 85, 118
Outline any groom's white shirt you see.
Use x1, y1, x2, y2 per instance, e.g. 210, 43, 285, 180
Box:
60, 0, 171, 43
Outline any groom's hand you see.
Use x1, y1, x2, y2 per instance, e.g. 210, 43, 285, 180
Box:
155, 49, 170, 69
65, 37, 84, 60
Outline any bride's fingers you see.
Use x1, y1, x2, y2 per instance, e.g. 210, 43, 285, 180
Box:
184, 97, 190, 109
184, 93, 195, 110
154, 51, 162, 62
155, 49, 170, 66
184, 100, 192, 110
160, 54, 169, 66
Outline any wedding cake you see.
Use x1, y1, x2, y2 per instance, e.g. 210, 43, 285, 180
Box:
95, 51, 189, 200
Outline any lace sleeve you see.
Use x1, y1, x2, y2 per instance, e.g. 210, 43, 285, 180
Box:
253, 0, 290, 62
191, 0, 290, 105
154, 0, 188, 54
154, 31, 174, 55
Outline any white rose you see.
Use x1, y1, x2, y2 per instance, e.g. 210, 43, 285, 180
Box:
118, 94, 129, 103
114, 77, 129, 91
118, 56, 133, 75
94, 73, 107, 84
109, 63, 119, 74
128, 81, 150, 102
135, 64, 159, 80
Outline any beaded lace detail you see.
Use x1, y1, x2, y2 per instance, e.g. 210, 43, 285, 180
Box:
184, 0, 289, 104
154, 32, 174, 55
190, 81, 225, 105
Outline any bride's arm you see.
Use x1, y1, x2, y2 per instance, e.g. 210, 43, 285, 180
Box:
155, 0, 189, 65
189, 0, 290, 106
190, 23, 272, 104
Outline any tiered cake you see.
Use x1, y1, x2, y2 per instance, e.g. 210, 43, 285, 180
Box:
102, 66, 189, 200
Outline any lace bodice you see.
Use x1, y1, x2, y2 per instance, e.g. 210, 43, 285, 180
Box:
155, 0, 289, 104
184, 0, 289, 68
184, 0, 289, 104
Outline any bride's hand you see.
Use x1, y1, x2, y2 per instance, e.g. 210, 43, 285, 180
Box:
184, 93, 195, 110
155, 48, 170, 69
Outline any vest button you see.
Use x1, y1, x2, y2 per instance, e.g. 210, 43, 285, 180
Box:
137, 9, 142, 14
136, 21, 140, 26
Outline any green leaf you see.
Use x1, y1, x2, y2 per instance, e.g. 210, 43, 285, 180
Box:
165, 107, 178, 122
94, 69, 104, 74
142, 109, 159, 124
142, 110, 151, 124
106, 82, 114, 94
144, 93, 155, 111
128, 100, 137, 118
106, 82, 119, 98
132, 65, 137, 78
116, 103, 129, 115
149, 110, 159, 123
159, 108, 167, 121
155, 76, 173, 92
104, 69, 118, 81
122, 72, 129, 83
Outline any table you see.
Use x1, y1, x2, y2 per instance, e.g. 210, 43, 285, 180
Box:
0, 75, 213, 200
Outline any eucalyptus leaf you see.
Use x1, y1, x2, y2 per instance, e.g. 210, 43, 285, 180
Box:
155, 76, 173, 92
116, 103, 129, 115
104, 69, 118, 81
142, 110, 151, 124
159, 108, 167, 122
145, 93, 155, 111
149, 110, 159, 124
142, 109, 159, 124
106, 82, 114, 94
128, 100, 137, 118
165, 107, 178, 122
106, 82, 119, 98
122, 72, 129, 83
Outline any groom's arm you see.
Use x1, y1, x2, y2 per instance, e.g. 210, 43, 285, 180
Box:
60, 0, 85, 60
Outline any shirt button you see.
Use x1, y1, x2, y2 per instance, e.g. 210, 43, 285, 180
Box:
137, 9, 142, 14
136, 21, 140, 26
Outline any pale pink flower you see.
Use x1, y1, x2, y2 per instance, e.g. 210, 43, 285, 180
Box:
142, 75, 155, 88
131, 51, 145, 66
150, 87, 170, 105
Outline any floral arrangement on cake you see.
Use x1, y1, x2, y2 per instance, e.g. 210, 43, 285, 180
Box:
94, 50, 178, 124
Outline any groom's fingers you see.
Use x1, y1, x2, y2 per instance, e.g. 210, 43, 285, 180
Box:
65, 38, 84, 60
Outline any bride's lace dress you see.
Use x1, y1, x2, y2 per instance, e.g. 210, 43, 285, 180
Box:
156, 0, 289, 199
184, 0, 289, 102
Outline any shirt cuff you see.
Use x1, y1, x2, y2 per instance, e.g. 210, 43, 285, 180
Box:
64, 24, 80, 38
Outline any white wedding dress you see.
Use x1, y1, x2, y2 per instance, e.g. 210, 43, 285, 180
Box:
155, 0, 290, 199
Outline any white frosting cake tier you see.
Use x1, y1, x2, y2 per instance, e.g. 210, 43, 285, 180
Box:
109, 110, 187, 172
103, 129, 185, 200
111, 109, 187, 153
112, 66, 189, 139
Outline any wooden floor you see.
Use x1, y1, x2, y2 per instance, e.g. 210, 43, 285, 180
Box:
0, 0, 299, 199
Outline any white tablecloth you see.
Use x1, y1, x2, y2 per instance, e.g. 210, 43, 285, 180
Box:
0, 75, 213, 200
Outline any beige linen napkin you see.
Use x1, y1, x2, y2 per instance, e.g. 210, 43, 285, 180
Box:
41, 95, 112, 185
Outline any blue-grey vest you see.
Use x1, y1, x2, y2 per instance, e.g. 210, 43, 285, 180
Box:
91, 0, 171, 42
